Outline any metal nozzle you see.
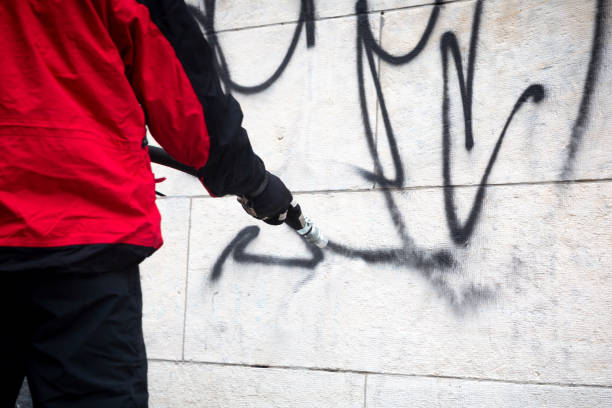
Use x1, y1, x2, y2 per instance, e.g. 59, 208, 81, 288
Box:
296, 217, 328, 248
285, 202, 328, 248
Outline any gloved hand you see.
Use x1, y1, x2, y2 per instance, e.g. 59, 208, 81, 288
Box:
238, 172, 293, 225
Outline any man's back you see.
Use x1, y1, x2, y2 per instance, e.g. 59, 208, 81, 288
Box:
1, 2, 293, 406
0, 0, 213, 250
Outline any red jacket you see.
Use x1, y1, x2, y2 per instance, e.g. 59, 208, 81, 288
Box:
0, 0, 265, 256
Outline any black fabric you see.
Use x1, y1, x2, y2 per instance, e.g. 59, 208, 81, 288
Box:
2, 265, 148, 408
137, 0, 266, 197
0, 244, 155, 273
244, 171, 293, 225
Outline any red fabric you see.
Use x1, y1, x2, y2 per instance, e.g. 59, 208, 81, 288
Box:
0, 0, 210, 248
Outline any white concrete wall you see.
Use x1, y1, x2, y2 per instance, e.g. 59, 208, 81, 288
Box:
143, 0, 612, 406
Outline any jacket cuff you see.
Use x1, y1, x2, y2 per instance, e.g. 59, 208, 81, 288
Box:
246, 171, 269, 198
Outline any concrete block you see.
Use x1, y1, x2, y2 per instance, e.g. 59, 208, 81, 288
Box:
184, 182, 612, 385
140, 197, 191, 360
366, 374, 612, 407
152, 0, 611, 195
377, 0, 611, 188
148, 14, 381, 195
196, 15, 380, 192
148, 361, 365, 407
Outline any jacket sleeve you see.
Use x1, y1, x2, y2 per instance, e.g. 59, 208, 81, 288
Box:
107, 0, 266, 197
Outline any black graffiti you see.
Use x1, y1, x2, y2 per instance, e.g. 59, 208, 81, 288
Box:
190, 0, 315, 95
210, 226, 324, 282
189, 0, 601, 311
439, 1, 545, 245
562, 0, 608, 178
341, 0, 499, 312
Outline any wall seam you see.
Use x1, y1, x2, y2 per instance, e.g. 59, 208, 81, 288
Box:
181, 197, 193, 361
372, 11, 384, 190
363, 373, 368, 408
208, 0, 475, 35
162, 177, 612, 199
148, 358, 612, 389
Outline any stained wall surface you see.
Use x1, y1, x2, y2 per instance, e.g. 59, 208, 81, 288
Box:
23, 0, 612, 407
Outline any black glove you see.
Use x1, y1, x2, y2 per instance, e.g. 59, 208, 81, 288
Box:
238, 172, 293, 225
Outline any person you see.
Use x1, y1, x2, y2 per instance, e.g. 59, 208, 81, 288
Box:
0, 0, 292, 406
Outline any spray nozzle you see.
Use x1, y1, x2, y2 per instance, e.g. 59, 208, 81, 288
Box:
285, 202, 328, 248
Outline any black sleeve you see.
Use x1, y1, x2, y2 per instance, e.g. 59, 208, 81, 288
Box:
135, 0, 266, 197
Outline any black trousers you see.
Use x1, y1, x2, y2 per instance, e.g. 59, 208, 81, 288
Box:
2, 265, 148, 407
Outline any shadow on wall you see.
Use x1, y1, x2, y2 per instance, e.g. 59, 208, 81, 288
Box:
190, 0, 607, 314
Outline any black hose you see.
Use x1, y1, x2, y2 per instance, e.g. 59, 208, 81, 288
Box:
148, 146, 198, 177
148, 146, 327, 247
